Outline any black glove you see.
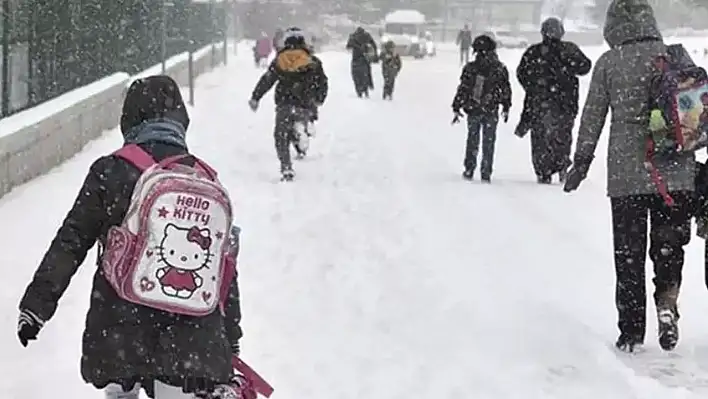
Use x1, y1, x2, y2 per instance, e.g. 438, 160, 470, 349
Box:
563, 156, 594, 193
17, 308, 44, 347
501, 108, 509, 123
451, 110, 464, 125
232, 341, 241, 357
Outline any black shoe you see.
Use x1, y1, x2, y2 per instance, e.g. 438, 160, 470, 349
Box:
537, 175, 552, 184
281, 168, 295, 182
615, 334, 644, 353
481, 175, 491, 183
462, 169, 474, 180
657, 308, 679, 351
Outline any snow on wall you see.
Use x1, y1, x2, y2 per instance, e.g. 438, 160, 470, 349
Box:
0, 42, 228, 198
0, 73, 129, 139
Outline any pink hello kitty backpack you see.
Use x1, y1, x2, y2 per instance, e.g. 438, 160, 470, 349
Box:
101, 144, 236, 317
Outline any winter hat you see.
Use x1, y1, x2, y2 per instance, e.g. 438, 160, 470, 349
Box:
541, 17, 565, 40
472, 34, 496, 53
603, 0, 661, 47
283, 27, 307, 49
120, 75, 189, 135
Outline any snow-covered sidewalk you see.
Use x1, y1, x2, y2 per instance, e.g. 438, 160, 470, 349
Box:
3, 42, 708, 399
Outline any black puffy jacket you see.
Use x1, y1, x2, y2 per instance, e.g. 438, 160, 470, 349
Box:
251, 46, 328, 110
19, 76, 242, 397
517, 38, 591, 116
452, 52, 512, 116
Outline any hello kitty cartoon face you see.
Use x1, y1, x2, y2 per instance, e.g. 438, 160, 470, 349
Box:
158, 223, 213, 271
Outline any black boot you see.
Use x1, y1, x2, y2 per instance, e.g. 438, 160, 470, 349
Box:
656, 284, 680, 351
281, 168, 295, 182
615, 333, 644, 353
657, 308, 679, 351
537, 175, 552, 184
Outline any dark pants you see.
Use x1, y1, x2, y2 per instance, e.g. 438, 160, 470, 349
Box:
351, 59, 373, 97
274, 105, 309, 172
382, 73, 397, 98
464, 114, 498, 178
530, 108, 574, 178
610, 192, 692, 341
460, 47, 470, 64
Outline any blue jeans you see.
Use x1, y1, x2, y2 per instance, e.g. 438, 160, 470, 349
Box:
464, 114, 498, 178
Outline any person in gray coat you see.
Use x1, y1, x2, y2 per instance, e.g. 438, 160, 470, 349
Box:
563, 0, 694, 353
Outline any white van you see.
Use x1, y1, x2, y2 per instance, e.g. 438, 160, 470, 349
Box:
380, 9, 435, 58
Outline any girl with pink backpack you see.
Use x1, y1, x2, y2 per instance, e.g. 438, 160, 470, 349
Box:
16, 75, 272, 399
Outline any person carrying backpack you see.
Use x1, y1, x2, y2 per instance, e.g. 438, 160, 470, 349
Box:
380, 40, 402, 100
16, 75, 256, 399
249, 27, 329, 181
451, 34, 511, 183
563, 0, 698, 353
516, 17, 591, 184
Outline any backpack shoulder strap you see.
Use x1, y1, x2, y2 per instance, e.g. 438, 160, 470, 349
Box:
159, 154, 219, 181
113, 144, 156, 171
192, 156, 218, 180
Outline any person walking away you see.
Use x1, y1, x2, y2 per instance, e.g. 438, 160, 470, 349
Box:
346, 27, 378, 98
249, 27, 328, 181
253, 32, 273, 67
380, 40, 402, 100
562, 0, 695, 353
16, 75, 252, 399
516, 17, 591, 184
451, 34, 511, 183
456, 24, 473, 65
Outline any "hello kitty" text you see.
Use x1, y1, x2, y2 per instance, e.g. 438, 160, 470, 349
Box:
176, 195, 210, 210
173, 195, 211, 225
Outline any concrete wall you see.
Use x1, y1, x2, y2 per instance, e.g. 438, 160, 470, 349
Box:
0, 42, 227, 198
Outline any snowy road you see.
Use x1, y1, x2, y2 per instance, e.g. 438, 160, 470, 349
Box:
3, 42, 708, 398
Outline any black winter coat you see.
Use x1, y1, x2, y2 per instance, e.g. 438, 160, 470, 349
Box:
380, 50, 402, 79
516, 38, 591, 117
346, 29, 378, 63
251, 47, 328, 110
452, 53, 512, 116
19, 141, 242, 394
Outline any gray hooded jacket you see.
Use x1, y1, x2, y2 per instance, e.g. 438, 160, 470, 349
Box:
573, 0, 695, 197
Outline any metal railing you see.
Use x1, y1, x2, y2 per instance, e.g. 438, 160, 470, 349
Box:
0, 0, 232, 119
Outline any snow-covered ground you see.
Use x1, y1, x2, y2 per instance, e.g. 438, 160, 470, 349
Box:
5, 41, 708, 398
